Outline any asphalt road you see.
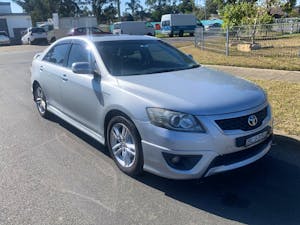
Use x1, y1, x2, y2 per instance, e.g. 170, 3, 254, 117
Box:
1, 45, 300, 225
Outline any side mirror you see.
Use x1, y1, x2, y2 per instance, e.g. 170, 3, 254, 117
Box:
72, 62, 93, 74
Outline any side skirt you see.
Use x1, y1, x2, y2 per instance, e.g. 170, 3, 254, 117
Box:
47, 105, 105, 145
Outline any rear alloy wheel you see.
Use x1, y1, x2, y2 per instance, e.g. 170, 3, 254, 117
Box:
107, 116, 143, 176
34, 85, 49, 118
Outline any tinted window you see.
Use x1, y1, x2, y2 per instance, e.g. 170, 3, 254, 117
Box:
162, 21, 170, 26
96, 40, 199, 76
43, 43, 71, 66
0, 31, 8, 36
76, 27, 86, 34
67, 44, 93, 68
114, 24, 120, 29
31, 28, 45, 33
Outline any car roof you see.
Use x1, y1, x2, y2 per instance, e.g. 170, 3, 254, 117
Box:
58, 35, 158, 43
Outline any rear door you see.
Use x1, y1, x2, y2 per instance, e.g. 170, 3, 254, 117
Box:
40, 42, 71, 109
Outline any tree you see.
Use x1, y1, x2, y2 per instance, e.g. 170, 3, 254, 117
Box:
220, 2, 273, 44
145, 0, 177, 21
125, 0, 142, 19
14, 0, 80, 24
205, 0, 220, 16
220, 2, 273, 28
178, 0, 195, 14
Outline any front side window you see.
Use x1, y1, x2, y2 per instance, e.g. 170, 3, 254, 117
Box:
162, 21, 170, 26
67, 43, 94, 68
43, 43, 71, 66
95, 40, 199, 76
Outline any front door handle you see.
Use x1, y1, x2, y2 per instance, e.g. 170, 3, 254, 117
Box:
61, 74, 68, 81
39, 66, 44, 72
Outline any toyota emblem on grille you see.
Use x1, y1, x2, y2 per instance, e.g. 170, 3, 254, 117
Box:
248, 115, 258, 127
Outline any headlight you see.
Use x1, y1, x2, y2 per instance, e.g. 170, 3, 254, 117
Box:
146, 108, 205, 133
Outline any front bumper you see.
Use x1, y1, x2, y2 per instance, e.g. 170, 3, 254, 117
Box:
0, 40, 10, 45
135, 103, 273, 180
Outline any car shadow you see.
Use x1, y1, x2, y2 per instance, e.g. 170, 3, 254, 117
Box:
47, 113, 110, 157
46, 114, 300, 224
136, 134, 300, 225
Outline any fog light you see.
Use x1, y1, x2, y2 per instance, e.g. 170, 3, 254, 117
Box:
162, 152, 202, 170
171, 156, 181, 164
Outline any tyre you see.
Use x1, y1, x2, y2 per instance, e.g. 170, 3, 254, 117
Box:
107, 116, 143, 176
33, 84, 49, 118
168, 32, 174, 37
189, 32, 194, 37
179, 30, 184, 37
50, 37, 56, 43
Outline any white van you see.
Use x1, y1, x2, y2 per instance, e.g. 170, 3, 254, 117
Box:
113, 21, 155, 36
161, 14, 197, 37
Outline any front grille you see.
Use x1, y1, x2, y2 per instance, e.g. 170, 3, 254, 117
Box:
206, 135, 272, 170
215, 107, 268, 131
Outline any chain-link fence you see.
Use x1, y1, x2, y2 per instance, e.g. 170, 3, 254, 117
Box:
195, 22, 300, 58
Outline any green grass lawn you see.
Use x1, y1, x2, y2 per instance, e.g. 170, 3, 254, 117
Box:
249, 79, 300, 136
179, 46, 300, 71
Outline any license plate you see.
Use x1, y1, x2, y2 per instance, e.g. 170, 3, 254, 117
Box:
245, 131, 268, 146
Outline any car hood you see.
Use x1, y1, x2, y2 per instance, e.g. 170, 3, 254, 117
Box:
116, 67, 266, 115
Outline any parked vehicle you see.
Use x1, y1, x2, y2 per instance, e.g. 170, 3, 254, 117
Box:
113, 21, 155, 36
31, 35, 273, 179
67, 27, 111, 36
21, 27, 47, 45
161, 14, 197, 37
38, 16, 98, 43
205, 23, 222, 31
0, 31, 10, 45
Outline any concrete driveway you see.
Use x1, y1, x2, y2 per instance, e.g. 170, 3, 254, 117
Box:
0, 45, 300, 225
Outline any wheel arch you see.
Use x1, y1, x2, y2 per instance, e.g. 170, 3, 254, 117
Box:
104, 109, 141, 145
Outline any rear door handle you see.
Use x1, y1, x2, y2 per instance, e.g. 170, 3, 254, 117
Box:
61, 74, 68, 81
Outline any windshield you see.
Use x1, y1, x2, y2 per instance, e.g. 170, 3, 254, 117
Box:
0, 31, 8, 36
95, 40, 199, 76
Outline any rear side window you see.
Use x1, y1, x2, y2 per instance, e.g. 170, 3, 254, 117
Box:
31, 28, 45, 33
43, 43, 71, 66
67, 44, 93, 68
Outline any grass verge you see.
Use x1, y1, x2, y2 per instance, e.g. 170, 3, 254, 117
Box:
247, 79, 300, 136
180, 46, 300, 71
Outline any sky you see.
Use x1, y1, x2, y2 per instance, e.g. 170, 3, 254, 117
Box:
6, 0, 300, 14
6, 0, 141, 14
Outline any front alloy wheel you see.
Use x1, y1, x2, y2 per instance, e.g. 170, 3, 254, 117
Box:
34, 85, 49, 118
107, 116, 143, 176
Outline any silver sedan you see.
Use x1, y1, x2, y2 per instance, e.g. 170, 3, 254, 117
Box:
31, 35, 273, 179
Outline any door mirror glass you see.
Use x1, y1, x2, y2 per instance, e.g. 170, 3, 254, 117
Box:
72, 62, 93, 74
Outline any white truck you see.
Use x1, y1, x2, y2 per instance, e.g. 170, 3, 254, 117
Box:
113, 21, 155, 36
38, 16, 97, 43
161, 14, 197, 37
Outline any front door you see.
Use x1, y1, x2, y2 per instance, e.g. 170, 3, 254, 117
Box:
61, 42, 104, 134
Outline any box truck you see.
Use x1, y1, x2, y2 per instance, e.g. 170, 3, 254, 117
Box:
113, 21, 155, 36
161, 14, 197, 37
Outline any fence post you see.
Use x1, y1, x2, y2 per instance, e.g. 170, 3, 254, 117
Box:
201, 27, 204, 50
225, 27, 229, 56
